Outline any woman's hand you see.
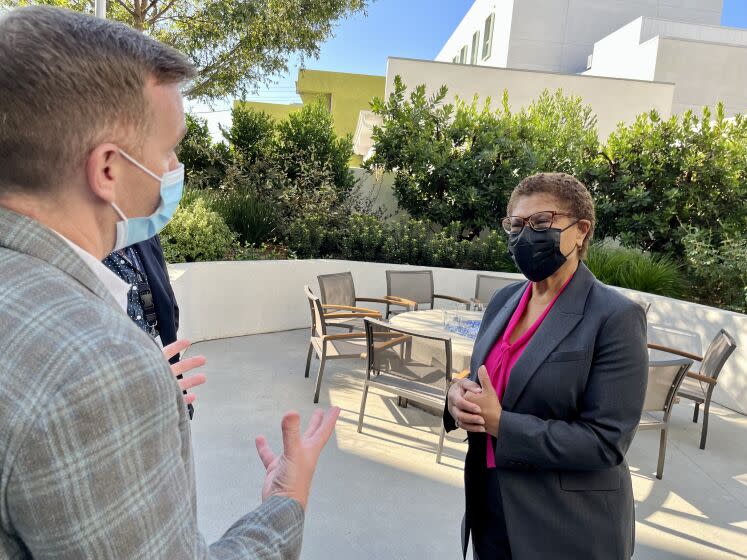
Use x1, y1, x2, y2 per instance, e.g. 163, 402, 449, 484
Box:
447, 378, 486, 433
163, 339, 207, 405
464, 366, 502, 437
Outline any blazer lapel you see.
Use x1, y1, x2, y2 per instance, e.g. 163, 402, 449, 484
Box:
500, 264, 596, 410
470, 283, 527, 381
0, 206, 120, 309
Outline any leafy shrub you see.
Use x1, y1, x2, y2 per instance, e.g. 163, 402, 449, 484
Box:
206, 187, 279, 246
334, 214, 387, 262
178, 114, 228, 189
217, 104, 362, 247
682, 228, 747, 313
367, 78, 599, 238
381, 220, 432, 264
286, 217, 329, 259
589, 105, 747, 257
585, 242, 685, 298
275, 102, 355, 195
222, 106, 276, 167
327, 216, 515, 272
161, 198, 238, 263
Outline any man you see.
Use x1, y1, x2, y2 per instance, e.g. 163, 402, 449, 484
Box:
104, 237, 179, 345
104, 235, 200, 417
0, 6, 339, 558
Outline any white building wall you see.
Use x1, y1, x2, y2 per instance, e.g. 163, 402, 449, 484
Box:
584, 18, 660, 81
351, 167, 402, 219
507, 0, 723, 74
386, 57, 674, 141
586, 17, 747, 116
655, 37, 747, 116
437, 0, 724, 75
641, 16, 747, 46
435, 0, 514, 67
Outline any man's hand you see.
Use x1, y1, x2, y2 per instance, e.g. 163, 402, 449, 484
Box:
163, 339, 207, 405
465, 366, 502, 437
255, 407, 340, 510
447, 377, 486, 433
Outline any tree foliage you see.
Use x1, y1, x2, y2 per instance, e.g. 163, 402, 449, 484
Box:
366, 77, 599, 238
589, 105, 747, 256
4, 0, 369, 99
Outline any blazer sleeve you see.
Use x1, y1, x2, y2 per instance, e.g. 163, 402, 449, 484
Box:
7, 339, 304, 559
493, 303, 648, 471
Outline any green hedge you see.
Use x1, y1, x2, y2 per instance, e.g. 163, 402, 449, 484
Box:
286, 214, 516, 272
586, 243, 685, 298
161, 198, 238, 263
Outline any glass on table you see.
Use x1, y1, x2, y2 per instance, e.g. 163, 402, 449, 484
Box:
441, 310, 462, 329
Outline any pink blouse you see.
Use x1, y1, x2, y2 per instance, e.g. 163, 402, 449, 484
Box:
483, 276, 572, 468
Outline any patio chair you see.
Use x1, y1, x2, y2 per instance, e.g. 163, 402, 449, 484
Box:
385, 270, 471, 319
471, 274, 516, 311
648, 329, 737, 449
317, 271, 412, 331
304, 286, 379, 403
358, 317, 454, 463
638, 358, 692, 479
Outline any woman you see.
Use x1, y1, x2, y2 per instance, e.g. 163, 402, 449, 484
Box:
444, 172, 647, 559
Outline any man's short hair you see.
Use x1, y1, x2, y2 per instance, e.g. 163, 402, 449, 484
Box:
0, 6, 195, 194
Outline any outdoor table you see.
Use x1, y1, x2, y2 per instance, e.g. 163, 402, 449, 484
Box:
389, 309, 484, 373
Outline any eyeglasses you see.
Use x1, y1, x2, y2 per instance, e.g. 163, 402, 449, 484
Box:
501, 211, 574, 234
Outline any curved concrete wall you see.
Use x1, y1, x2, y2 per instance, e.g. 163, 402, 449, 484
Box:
168, 259, 746, 414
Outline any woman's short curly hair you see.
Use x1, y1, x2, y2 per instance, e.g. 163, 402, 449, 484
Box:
507, 172, 596, 259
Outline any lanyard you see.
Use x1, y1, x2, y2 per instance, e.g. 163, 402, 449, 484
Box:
119, 248, 158, 330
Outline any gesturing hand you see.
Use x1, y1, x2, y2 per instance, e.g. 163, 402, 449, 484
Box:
447, 377, 486, 433
255, 407, 340, 510
163, 339, 207, 405
465, 366, 502, 437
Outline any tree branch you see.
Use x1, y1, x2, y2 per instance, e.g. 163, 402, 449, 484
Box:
115, 0, 136, 18
148, 0, 177, 25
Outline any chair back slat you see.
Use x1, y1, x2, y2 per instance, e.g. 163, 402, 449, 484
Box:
386, 270, 434, 306
643, 359, 691, 413
318, 272, 356, 308
700, 329, 737, 380
304, 286, 326, 337
475, 275, 514, 306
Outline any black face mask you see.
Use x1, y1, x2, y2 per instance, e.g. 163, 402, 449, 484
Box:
508, 221, 578, 282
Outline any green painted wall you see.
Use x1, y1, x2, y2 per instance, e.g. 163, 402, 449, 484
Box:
237, 69, 385, 167
235, 100, 303, 121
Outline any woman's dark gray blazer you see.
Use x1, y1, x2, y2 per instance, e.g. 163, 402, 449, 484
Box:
444, 263, 648, 559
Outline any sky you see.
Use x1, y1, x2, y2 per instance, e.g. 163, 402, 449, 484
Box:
190, 0, 747, 136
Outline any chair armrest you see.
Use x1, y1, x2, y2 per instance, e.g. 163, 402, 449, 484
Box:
322, 332, 367, 341
383, 296, 418, 310
647, 343, 703, 362
434, 293, 472, 307
370, 332, 407, 339
356, 297, 393, 305
372, 335, 411, 351
453, 369, 470, 380
324, 312, 382, 320
686, 371, 717, 385
322, 304, 381, 315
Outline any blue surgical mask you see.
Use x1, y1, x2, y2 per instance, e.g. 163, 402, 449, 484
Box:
111, 150, 184, 251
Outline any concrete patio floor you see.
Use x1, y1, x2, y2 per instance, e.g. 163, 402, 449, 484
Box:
187, 329, 747, 559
